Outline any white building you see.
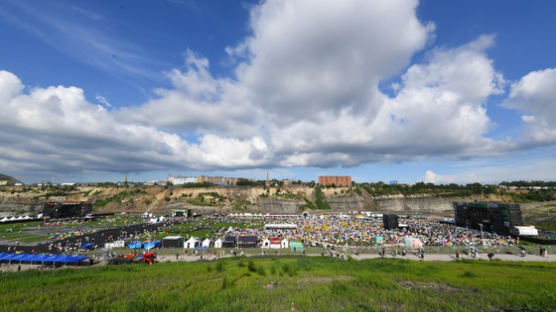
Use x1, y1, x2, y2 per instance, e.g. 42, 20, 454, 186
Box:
168, 175, 198, 185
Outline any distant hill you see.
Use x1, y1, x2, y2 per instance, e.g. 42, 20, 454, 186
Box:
0, 173, 22, 185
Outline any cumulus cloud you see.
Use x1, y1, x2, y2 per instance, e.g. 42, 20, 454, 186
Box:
422, 158, 556, 184
2, 0, 549, 181
424, 170, 437, 184
234, 0, 433, 121
119, 0, 510, 169
267, 35, 511, 166
0, 70, 270, 179
503, 68, 556, 145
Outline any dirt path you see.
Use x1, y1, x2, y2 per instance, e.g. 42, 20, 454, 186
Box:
351, 253, 556, 262
156, 252, 556, 263
3, 252, 554, 272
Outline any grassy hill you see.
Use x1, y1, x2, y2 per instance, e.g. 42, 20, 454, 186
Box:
1, 257, 554, 311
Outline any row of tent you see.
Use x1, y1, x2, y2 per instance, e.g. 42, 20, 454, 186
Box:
0, 253, 89, 263
161, 236, 255, 249
0, 215, 34, 222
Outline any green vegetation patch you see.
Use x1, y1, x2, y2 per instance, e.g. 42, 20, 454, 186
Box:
0, 257, 554, 311
186, 192, 226, 207
94, 189, 147, 207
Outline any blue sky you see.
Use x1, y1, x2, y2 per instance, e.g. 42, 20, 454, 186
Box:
0, 0, 555, 184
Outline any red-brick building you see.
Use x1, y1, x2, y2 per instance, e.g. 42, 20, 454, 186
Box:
318, 176, 352, 187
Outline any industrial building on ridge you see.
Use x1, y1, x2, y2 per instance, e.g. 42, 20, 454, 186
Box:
453, 202, 523, 235
318, 176, 352, 187
43, 201, 93, 219
197, 176, 237, 186
167, 175, 197, 185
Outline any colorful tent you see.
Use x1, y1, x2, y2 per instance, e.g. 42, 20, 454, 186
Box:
128, 241, 143, 249
143, 240, 161, 249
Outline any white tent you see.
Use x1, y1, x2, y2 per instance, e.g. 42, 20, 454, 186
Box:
261, 238, 270, 249
281, 238, 289, 249
8, 216, 16, 221
0, 217, 8, 222
184, 237, 200, 249
202, 238, 211, 248
514, 226, 538, 236
141, 212, 149, 218
17, 216, 24, 220
214, 238, 223, 248
23, 215, 32, 220
105, 240, 125, 249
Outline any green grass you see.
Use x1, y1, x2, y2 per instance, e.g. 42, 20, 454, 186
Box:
160, 220, 263, 239
0, 222, 47, 243
1, 257, 554, 312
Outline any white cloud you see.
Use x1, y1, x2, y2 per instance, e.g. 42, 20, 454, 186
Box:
424, 158, 556, 184
95, 95, 111, 108
234, 0, 432, 121
424, 170, 437, 184
267, 35, 511, 165
120, 0, 510, 169
0, 70, 271, 179
503, 68, 556, 145
2, 0, 551, 181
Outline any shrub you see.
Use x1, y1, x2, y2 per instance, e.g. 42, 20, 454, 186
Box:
461, 271, 477, 278
247, 260, 257, 272
216, 261, 224, 272
256, 266, 266, 276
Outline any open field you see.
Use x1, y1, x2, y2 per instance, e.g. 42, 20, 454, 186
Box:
1, 257, 555, 312
0, 222, 47, 243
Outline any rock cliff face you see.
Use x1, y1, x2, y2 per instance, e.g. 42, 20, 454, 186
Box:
375, 197, 455, 213
256, 199, 304, 214
0, 186, 530, 217
0, 198, 45, 216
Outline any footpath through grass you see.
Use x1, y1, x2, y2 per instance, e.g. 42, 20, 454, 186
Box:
1, 257, 555, 312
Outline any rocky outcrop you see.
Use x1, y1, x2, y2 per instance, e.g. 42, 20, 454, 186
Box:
0, 185, 544, 217
0, 197, 45, 216
374, 196, 454, 213
256, 198, 304, 214
327, 196, 370, 211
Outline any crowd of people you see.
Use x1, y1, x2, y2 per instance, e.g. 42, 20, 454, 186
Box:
214, 213, 520, 251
